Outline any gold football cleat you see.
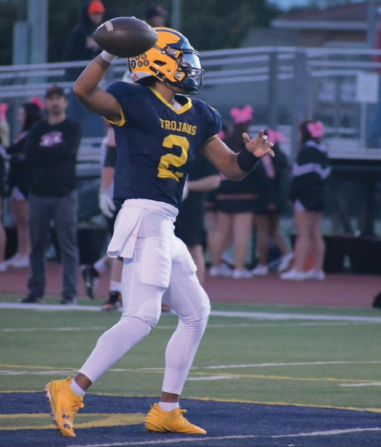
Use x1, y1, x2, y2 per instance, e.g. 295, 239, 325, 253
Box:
44, 377, 84, 437
145, 403, 206, 434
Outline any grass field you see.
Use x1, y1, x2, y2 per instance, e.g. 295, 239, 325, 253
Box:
1, 296, 381, 446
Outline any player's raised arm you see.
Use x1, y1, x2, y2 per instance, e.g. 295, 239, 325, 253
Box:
73, 54, 122, 123
74, 17, 158, 124
202, 130, 275, 181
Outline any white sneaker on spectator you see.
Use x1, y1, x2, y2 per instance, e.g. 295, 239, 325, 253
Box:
5, 253, 20, 266
252, 264, 269, 276
305, 269, 325, 280
209, 264, 233, 277
278, 253, 294, 272
232, 269, 252, 279
0, 262, 7, 272
10, 255, 29, 268
280, 269, 306, 281
221, 251, 235, 266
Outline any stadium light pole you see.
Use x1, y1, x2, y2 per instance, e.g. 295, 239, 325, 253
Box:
171, 0, 182, 31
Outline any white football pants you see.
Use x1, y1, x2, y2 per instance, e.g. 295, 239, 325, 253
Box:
79, 199, 210, 395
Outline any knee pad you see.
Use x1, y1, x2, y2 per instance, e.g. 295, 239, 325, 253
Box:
180, 300, 210, 328
124, 290, 164, 328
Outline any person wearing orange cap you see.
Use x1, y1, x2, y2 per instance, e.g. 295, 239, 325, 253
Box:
64, 1, 107, 137
64, 1, 106, 65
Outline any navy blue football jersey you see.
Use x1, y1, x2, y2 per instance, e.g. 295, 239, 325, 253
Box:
105, 82, 221, 209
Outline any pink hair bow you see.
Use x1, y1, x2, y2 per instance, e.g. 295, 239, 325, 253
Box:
218, 130, 225, 140
0, 103, 8, 121
267, 129, 287, 144
307, 121, 324, 138
230, 105, 253, 124
30, 96, 45, 110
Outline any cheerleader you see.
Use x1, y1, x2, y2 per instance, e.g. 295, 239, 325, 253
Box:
281, 120, 331, 281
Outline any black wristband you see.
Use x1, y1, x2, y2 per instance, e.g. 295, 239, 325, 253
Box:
237, 148, 260, 173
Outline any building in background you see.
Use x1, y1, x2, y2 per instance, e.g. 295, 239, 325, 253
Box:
270, 1, 370, 48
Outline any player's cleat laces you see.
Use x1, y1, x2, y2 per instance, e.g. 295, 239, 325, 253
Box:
145, 403, 206, 434
44, 377, 84, 437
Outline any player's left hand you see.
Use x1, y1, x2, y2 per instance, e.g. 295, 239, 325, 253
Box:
243, 130, 275, 158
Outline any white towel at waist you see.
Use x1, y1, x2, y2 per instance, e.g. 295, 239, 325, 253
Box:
107, 198, 179, 259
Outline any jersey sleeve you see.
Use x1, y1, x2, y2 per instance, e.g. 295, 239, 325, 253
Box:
202, 105, 222, 146
105, 81, 141, 127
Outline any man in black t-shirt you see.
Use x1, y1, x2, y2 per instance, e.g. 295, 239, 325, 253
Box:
175, 154, 220, 284
22, 85, 82, 304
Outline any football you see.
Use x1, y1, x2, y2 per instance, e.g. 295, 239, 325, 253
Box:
93, 17, 158, 58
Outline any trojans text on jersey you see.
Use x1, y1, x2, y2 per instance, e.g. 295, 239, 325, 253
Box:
159, 119, 197, 136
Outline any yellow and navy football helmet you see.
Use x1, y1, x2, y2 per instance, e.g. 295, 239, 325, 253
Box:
127, 27, 204, 95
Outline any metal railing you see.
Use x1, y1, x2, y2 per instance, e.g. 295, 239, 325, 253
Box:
1, 46, 381, 162
1, 46, 380, 234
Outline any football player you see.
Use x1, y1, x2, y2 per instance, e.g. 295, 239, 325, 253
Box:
45, 27, 274, 437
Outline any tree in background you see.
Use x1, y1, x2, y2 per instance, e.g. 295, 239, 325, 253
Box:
181, 0, 281, 51
2, 0, 280, 65
0, 1, 18, 65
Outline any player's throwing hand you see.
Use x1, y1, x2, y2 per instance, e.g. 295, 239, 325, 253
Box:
242, 129, 275, 158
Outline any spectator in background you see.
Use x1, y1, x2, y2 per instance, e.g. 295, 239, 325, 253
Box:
64, 0, 105, 64
209, 105, 256, 279
205, 127, 234, 268
64, 0, 106, 137
144, 5, 167, 27
0, 104, 10, 272
5, 102, 42, 269
81, 124, 124, 311
252, 129, 293, 275
175, 154, 220, 284
281, 120, 331, 281
22, 86, 81, 304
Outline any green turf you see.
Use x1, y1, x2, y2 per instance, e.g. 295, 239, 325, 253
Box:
1, 297, 381, 414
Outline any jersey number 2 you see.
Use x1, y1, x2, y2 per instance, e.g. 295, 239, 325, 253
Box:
158, 135, 190, 182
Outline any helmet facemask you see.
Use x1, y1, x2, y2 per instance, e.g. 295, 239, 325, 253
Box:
170, 48, 204, 94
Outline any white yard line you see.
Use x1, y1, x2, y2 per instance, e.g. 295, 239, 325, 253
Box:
339, 382, 381, 387
211, 310, 381, 323
0, 326, 106, 332
187, 375, 239, 381
0, 302, 102, 312
0, 324, 252, 333
71, 427, 381, 447
202, 360, 381, 370
0, 322, 369, 333
1, 302, 381, 322
0, 369, 75, 376
2, 360, 380, 375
